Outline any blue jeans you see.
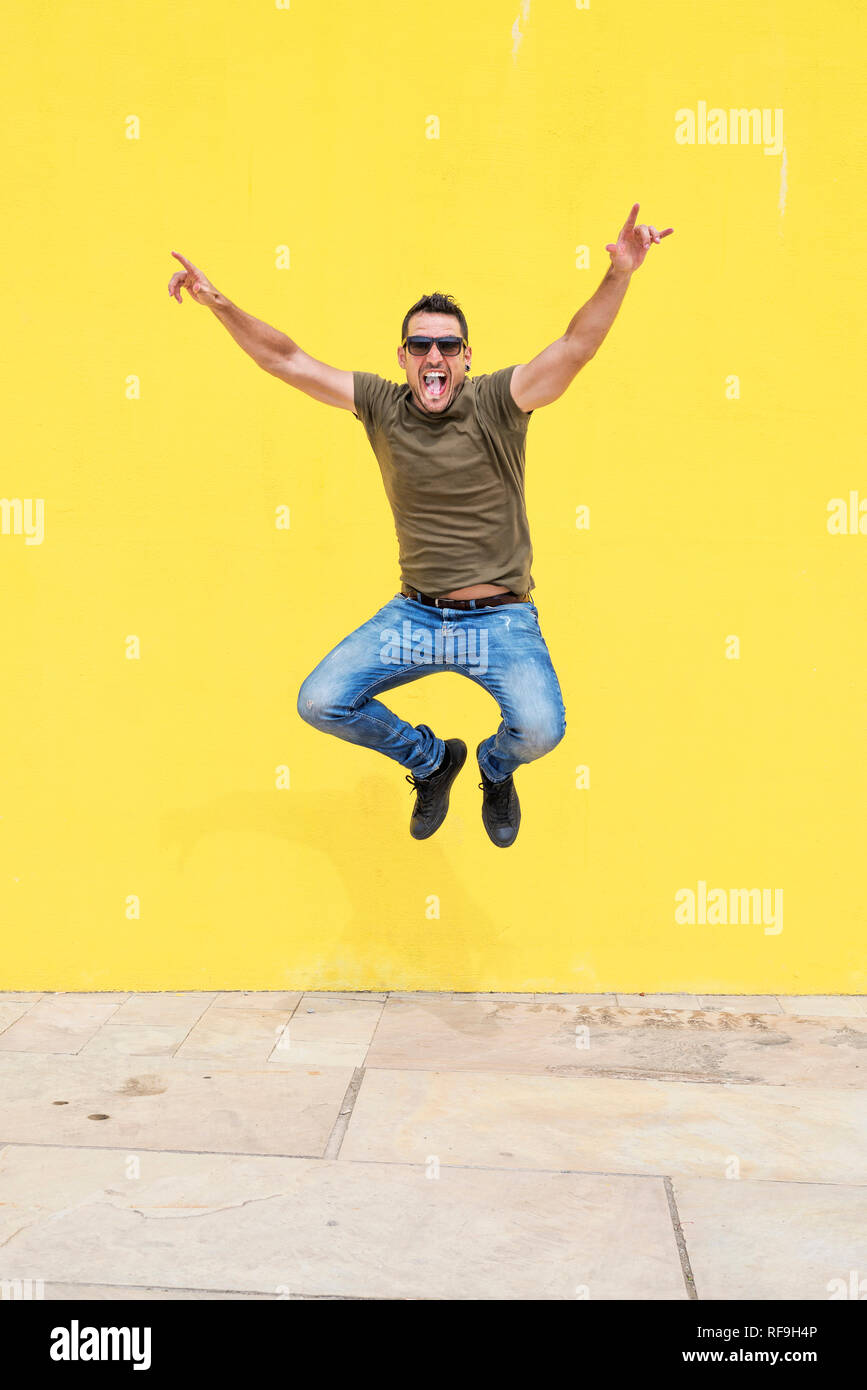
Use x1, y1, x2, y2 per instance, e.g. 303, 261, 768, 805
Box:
297, 593, 566, 782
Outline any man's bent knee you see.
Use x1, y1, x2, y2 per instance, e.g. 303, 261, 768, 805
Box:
522, 712, 566, 760
297, 677, 331, 727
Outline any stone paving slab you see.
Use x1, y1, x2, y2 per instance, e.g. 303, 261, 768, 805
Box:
777, 996, 867, 1018
40, 1285, 278, 1300
108, 994, 218, 1027
267, 1038, 370, 1069
207, 993, 303, 1013
0, 1002, 35, 1031
0, 999, 124, 1054
77, 1024, 194, 1059
526, 994, 619, 1005
616, 994, 699, 1009
300, 992, 389, 1004
0, 1054, 352, 1158
365, 998, 867, 1088
388, 992, 537, 1002
40, 994, 132, 1005
698, 996, 784, 1013
287, 997, 385, 1045
672, 1176, 867, 1300
0, 1144, 686, 1300
174, 1008, 296, 1063
341, 1069, 867, 1184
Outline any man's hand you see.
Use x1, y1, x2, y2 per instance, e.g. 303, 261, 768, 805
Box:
167, 251, 220, 306
605, 203, 673, 275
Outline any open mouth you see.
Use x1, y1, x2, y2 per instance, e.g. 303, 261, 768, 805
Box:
422, 369, 448, 400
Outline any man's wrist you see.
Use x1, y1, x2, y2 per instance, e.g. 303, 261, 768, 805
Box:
605, 263, 633, 287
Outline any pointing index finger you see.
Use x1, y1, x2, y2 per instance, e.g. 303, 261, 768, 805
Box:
621, 203, 639, 236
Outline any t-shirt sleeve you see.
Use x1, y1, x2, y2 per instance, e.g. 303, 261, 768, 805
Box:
352, 371, 399, 442
473, 364, 533, 433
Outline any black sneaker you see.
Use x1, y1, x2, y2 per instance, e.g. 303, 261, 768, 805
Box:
405, 739, 467, 840
477, 741, 521, 847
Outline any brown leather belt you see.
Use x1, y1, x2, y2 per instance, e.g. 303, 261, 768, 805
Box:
401, 584, 532, 611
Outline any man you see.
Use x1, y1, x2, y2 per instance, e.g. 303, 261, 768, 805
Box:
167, 203, 672, 847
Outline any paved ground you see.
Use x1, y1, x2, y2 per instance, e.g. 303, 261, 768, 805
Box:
0, 991, 864, 1301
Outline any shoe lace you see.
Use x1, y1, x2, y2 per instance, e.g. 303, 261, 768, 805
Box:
406, 769, 435, 810
406, 749, 450, 808
478, 773, 514, 825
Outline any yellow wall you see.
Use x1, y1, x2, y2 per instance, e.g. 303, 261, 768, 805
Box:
2, 1, 863, 992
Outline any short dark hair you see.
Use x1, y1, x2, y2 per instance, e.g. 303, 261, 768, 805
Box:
401, 292, 468, 343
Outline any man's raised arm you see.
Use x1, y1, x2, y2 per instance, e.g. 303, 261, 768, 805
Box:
510, 203, 674, 412
167, 252, 356, 413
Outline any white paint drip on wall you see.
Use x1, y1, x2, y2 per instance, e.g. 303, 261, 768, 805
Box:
512, 1, 531, 61
778, 146, 788, 218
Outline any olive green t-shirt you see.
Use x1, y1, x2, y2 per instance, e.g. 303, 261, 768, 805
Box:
352, 365, 535, 597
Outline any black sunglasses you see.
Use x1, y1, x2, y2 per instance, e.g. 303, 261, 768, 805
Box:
402, 335, 468, 356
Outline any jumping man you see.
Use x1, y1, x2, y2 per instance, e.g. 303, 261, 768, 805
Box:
167, 203, 673, 847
